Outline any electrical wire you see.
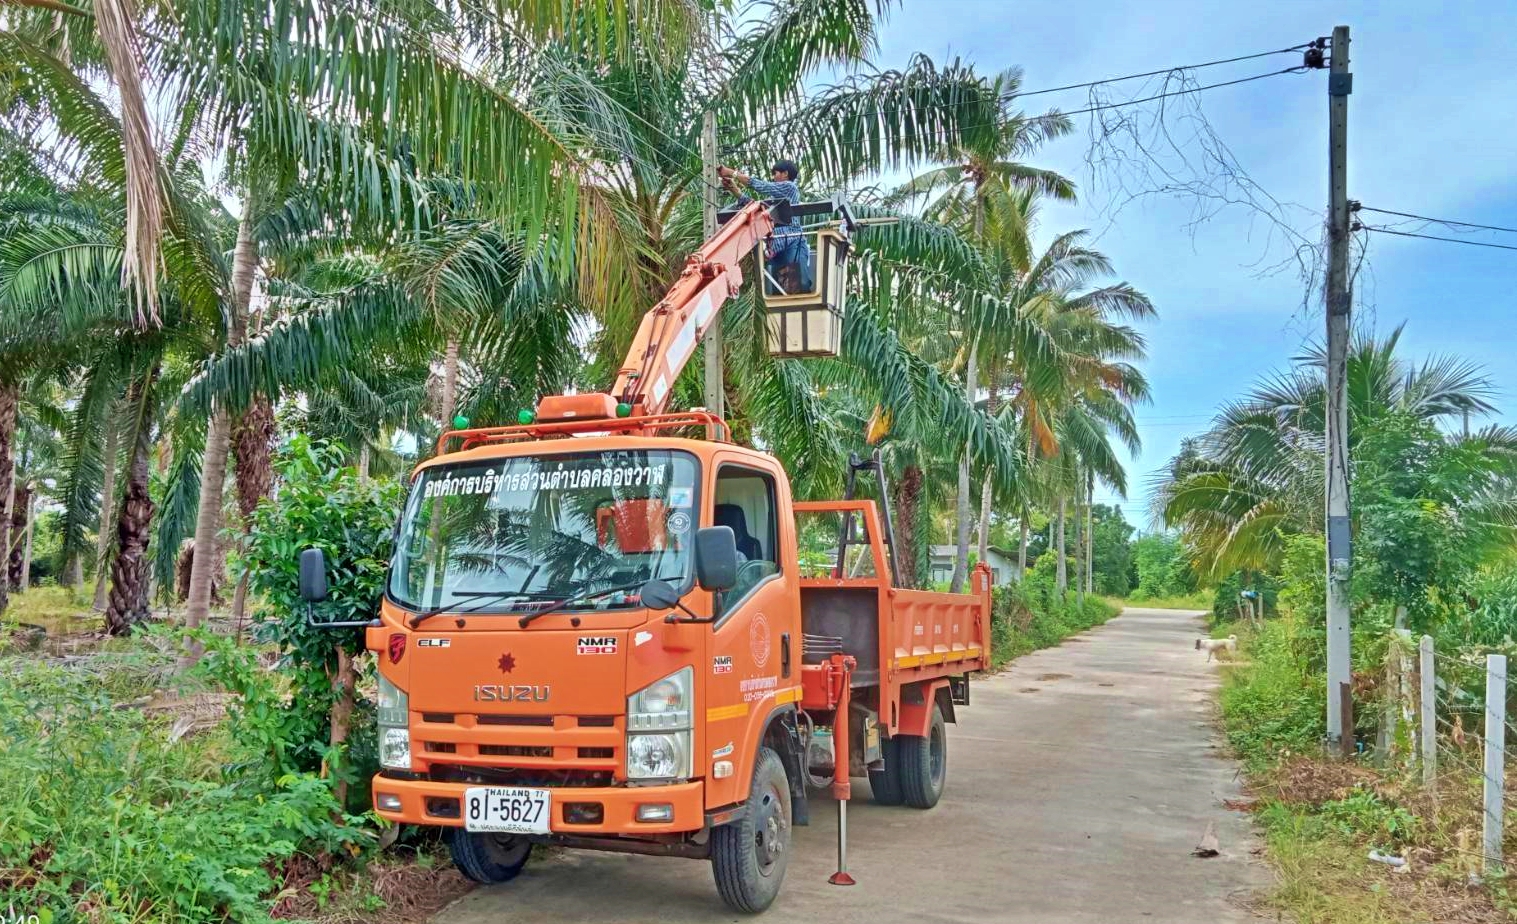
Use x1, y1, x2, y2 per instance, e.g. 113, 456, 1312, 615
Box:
1358, 207, 1517, 236
1005, 43, 1314, 100
1044, 67, 1308, 120
1360, 226, 1517, 253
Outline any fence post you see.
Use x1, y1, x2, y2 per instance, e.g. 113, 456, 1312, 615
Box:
1483, 653, 1506, 878
1419, 635, 1435, 786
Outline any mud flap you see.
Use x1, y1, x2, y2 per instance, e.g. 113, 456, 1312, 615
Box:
780, 712, 810, 826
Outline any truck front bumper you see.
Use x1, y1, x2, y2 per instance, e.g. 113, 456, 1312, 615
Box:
371, 775, 706, 836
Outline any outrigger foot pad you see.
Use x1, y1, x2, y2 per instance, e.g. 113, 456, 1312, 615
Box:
828, 872, 857, 886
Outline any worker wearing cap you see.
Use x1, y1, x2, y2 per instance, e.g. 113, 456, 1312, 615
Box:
719, 160, 814, 294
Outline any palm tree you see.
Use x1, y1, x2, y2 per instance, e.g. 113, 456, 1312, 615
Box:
1156, 326, 1503, 577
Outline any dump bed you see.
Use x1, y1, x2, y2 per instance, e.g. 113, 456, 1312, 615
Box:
793, 500, 991, 736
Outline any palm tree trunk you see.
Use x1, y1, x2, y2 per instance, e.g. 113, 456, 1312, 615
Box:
92, 415, 119, 610
226, 208, 269, 631
181, 409, 230, 658
1017, 517, 1029, 581
357, 443, 371, 482
440, 335, 461, 427
105, 374, 156, 635
327, 648, 358, 806
950, 343, 978, 594
1074, 482, 1084, 608
892, 463, 924, 589
0, 381, 16, 617
1085, 472, 1094, 595
8, 481, 30, 592
976, 376, 999, 569
24, 489, 39, 589
183, 203, 258, 663
1056, 497, 1067, 596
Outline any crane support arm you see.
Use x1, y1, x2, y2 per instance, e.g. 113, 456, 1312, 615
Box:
611, 199, 776, 416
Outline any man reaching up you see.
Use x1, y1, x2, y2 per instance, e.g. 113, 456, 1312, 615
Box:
719, 160, 813, 294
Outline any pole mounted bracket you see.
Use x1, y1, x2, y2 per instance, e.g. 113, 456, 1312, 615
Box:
1329, 73, 1353, 97
1327, 515, 1351, 565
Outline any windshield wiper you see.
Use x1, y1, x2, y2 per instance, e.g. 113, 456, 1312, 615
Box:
408, 590, 558, 629
517, 575, 682, 629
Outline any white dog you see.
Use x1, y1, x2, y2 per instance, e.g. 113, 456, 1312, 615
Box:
1195, 635, 1238, 662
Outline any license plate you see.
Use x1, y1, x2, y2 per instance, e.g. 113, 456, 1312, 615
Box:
463, 786, 552, 834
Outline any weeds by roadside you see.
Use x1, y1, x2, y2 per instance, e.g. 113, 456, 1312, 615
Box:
1220, 618, 1515, 923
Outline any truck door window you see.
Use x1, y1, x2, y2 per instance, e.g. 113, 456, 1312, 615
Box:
713, 467, 779, 616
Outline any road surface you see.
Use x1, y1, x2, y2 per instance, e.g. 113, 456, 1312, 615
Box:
435, 607, 1267, 923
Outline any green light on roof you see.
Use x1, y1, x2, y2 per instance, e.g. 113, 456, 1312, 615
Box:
616, 403, 633, 418
452, 415, 470, 429
517, 409, 536, 425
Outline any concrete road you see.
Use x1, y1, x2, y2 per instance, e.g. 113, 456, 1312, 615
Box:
436, 607, 1268, 923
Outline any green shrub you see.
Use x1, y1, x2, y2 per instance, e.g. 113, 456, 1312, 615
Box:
1219, 616, 1325, 766
990, 579, 1118, 666
1211, 569, 1280, 622
239, 436, 403, 808
0, 654, 368, 923
1131, 533, 1196, 600
1318, 788, 1419, 849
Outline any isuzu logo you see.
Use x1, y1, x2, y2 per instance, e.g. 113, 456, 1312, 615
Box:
474, 684, 550, 702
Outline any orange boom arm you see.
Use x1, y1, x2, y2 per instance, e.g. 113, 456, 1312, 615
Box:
609, 199, 775, 417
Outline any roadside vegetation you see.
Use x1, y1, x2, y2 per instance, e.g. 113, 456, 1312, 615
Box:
1159, 331, 1517, 923
0, 0, 1156, 920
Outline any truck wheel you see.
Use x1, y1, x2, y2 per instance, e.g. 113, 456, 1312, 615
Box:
897, 702, 947, 809
869, 736, 904, 805
447, 829, 532, 884
712, 746, 791, 913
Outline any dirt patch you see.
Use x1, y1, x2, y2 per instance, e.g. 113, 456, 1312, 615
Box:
1097, 682, 1115, 688
1018, 687, 1039, 693
1035, 673, 1071, 682
273, 854, 475, 924
1266, 757, 1384, 807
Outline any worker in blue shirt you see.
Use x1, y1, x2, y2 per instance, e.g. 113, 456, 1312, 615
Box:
718, 160, 813, 295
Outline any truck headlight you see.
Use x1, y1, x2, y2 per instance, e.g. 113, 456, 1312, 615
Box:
380, 727, 412, 770
378, 673, 411, 769
627, 668, 692, 780
378, 673, 408, 728
627, 733, 687, 780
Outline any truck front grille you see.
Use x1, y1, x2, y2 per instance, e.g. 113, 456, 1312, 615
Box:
412, 712, 623, 777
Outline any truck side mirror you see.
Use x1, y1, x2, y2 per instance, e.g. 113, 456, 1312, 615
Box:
298, 548, 330, 603
693, 526, 738, 592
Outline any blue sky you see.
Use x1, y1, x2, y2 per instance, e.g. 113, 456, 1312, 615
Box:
867, 1, 1517, 527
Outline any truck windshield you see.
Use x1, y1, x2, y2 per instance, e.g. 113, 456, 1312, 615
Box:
388, 450, 699, 614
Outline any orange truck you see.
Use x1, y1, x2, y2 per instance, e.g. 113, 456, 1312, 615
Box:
297, 195, 992, 912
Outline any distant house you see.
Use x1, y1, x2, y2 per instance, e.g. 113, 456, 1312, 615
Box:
928, 544, 1018, 587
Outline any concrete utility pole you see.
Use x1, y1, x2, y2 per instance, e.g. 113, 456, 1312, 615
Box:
700, 111, 724, 419
1324, 25, 1353, 746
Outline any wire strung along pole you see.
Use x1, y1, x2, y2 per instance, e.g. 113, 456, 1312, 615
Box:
1322, 25, 1354, 751
700, 110, 724, 419
1421, 635, 1437, 786
1484, 653, 1507, 878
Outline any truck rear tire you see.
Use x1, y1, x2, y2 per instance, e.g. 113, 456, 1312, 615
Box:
447, 829, 532, 884
869, 736, 904, 805
712, 746, 791, 913
897, 702, 947, 809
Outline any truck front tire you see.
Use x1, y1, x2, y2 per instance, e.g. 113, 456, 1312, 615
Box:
447, 829, 532, 884
712, 746, 791, 913
897, 701, 948, 809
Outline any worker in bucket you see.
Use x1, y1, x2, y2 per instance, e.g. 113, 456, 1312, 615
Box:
719, 160, 814, 295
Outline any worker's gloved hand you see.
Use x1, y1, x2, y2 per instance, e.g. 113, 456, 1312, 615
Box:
717, 165, 734, 179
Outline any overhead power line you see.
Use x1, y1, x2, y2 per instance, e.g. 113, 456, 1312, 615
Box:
1358, 206, 1517, 236
1008, 43, 1312, 100
1053, 67, 1307, 119
1359, 225, 1517, 252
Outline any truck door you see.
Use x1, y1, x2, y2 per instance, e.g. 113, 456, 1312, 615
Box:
704, 459, 798, 808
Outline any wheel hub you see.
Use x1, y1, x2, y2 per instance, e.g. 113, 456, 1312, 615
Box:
754, 786, 787, 873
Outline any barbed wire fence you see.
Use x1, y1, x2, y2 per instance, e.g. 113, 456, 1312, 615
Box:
1373, 635, 1517, 879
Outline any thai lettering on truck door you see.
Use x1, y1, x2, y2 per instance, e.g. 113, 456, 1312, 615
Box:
703, 458, 799, 809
